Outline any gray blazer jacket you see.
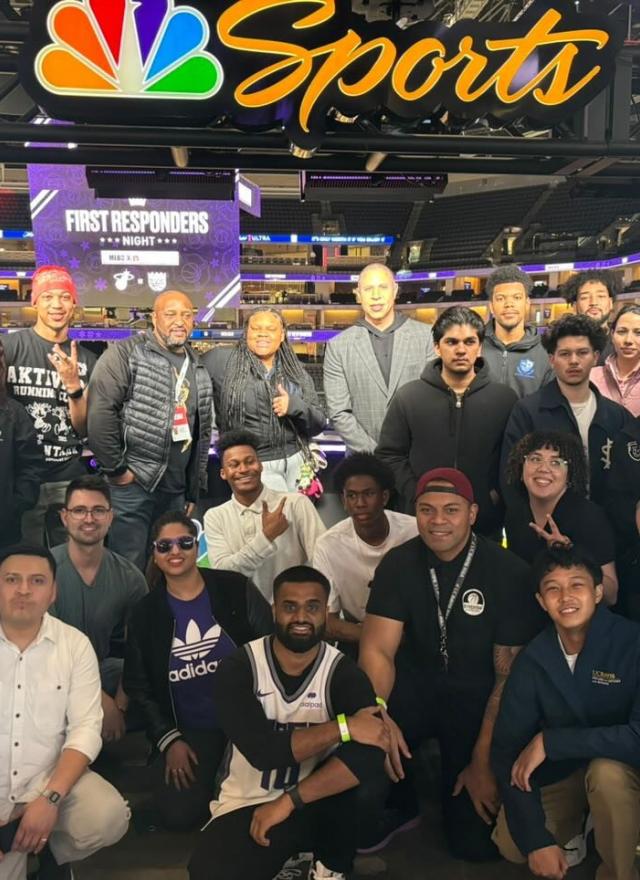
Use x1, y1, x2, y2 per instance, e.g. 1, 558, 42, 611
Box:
323, 318, 435, 453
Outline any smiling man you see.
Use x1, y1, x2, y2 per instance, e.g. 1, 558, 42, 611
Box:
87, 291, 214, 569
376, 306, 517, 536
501, 314, 631, 507
492, 544, 640, 880
359, 468, 538, 859
2, 265, 96, 546
204, 431, 325, 601
323, 263, 435, 454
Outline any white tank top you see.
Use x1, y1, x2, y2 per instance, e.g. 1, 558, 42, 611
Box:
211, 636, 343, 819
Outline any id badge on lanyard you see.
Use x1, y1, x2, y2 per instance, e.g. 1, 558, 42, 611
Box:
172, 357, 192, 445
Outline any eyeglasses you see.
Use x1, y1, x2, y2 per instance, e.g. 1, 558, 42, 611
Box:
524, 453, 568, 471
65, 506, 111, 520
153, 536, 196, 554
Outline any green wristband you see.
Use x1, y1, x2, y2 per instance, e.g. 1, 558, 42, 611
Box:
337, 712, 351, 743
376, 696, 388, 710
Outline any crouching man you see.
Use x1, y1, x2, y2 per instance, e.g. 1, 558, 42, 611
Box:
188, 565, 388, 880
492, 544, 640, 880
0, 545, 129, 880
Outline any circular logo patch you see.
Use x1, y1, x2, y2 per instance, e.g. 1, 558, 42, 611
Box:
462, 589, 485, 616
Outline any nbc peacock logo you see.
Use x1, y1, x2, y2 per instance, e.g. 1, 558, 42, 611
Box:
35, 0, 224, 100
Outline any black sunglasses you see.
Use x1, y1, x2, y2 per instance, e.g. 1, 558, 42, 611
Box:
153, 536, 196, 554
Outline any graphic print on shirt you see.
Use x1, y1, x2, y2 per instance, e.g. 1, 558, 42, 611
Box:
515, 358, 536, 379
627, 441, 640, 462
170, 618, 231, 680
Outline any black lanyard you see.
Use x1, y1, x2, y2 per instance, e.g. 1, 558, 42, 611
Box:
429, 534, 477, 673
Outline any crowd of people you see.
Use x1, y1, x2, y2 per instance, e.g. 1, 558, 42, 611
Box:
0, 261, 639, 880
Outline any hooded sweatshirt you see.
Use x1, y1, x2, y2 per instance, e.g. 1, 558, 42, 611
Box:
482, 320, 553, 398
376, 359, 517, 535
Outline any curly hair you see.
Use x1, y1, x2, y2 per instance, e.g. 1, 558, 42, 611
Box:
433, 306, 485, 345
541, 313, 608, 355
217, 429, 260, 465
562, 269, 620, 305
333, 452, 395, 495
485, 265, 532, 299
219, 309, 318, 458
506, 430, 588, 497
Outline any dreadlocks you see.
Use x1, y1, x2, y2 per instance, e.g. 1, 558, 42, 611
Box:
219, 308, 318, 457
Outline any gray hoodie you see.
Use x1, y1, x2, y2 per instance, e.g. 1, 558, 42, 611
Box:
482, 320, 553, 398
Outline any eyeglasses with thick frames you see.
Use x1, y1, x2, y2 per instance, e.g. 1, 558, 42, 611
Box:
524, 453, 568, 471
153, 536, 196, 554
65, 506, 111, 520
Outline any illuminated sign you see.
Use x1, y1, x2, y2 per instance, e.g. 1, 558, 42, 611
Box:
21, 0, 624, 146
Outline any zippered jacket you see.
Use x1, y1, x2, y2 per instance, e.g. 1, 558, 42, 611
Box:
123, 569, 273, 753
482, 320, 554, 398
376, 359, 517, 534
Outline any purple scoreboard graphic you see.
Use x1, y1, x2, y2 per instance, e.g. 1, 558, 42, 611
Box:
27, 164, 240, 316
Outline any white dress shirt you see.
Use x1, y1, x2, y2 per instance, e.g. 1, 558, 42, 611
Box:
0, 613, 103, 822
204, 485, 326, 600
312, 511, 418, 621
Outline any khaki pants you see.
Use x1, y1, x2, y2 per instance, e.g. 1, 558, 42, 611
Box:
493, 759, 640, 880
0, 770, 130, 880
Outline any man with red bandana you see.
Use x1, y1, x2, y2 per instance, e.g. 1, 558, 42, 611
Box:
2, 265, 96, 545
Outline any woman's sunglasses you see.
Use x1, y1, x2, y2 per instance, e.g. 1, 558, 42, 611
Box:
153, 536, 196, 554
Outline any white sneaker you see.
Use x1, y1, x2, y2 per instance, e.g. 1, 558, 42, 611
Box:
563, 832, 587, 867
308, 860, 346, 880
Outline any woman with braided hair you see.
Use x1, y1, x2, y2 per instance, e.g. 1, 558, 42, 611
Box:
204, 309, 325, 491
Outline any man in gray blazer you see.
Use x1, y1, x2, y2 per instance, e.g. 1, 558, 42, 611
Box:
323, 263, 435, 453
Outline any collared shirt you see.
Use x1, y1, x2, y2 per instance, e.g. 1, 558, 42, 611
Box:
0, 613, 103, 822
204, 485, 326, 600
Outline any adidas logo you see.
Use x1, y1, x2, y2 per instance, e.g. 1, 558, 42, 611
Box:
172, 619, 221, 662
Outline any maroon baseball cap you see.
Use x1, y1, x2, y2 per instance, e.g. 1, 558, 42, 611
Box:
415, 468, 475, 504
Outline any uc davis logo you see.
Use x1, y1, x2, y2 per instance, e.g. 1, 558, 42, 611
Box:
35, 0, 224, 100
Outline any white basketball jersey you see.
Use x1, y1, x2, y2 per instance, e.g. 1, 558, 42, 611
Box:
212, 636, 343, 819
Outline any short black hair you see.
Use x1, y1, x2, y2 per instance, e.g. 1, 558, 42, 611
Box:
541, 313, 608, 355
0, 544, 56, 578
562, 269, 620, 305
485, 265, 532, 299
64, 475, 111, 508
333, 453, 395, 495
433, 306, 485, 345
217, 429, 259, 465
610, 303, 640, 332
150, 510, 198, 543
273, 565, 331, 600
506, 430, 588, 497
531, 544, 601, 593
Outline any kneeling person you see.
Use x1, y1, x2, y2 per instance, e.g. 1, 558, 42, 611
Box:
0, 546, 129, 880
188, 566, 388, 880
492, 545, 640, 880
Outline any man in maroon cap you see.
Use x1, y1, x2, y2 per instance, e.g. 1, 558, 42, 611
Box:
2, 265, 96, 544
359, 467, 541, 861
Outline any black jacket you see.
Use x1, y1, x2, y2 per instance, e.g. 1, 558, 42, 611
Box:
500, 379, 632, 506
604, 419, 640, 553
492, 605, 640, 855
203, 346, 325, 461
123, 569, 273, 753
375, 359, 517, 534
0, 398, 41, 546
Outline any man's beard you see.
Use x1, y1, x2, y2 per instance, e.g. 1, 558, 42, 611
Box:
275, 621, 326, 654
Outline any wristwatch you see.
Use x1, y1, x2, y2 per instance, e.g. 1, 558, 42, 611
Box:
41, 789, 63, 807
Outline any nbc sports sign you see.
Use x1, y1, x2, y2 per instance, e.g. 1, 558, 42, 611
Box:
20, 0, 624, 148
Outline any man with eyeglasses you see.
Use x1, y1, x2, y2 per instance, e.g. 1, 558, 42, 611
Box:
312, 453, 417, 649
482, 266, 553, 398
88, 290, 213, 570
49, 476, 147, 743
2, 265, 96, 546
501, 314, 632, 508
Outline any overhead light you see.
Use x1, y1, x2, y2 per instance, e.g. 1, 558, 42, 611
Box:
365, 151, 387, 172
332, 108, 359, 124
171, 146, 189, 168
289, 143, 316, 159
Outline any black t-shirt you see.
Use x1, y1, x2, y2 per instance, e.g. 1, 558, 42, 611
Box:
3, 328, 96, 481
505, 490, 616, 566
158, 350, 198, 495
213, 639, 380, 782
367, 534, 541, 694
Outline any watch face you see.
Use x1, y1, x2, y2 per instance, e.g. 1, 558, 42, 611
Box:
47, 791, 61, 804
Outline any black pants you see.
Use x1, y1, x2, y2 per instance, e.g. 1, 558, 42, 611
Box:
189, 789, 358, 880
360, 659, 499, 862
152, 728, 227, 832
